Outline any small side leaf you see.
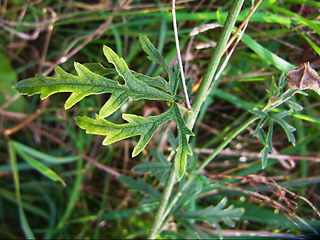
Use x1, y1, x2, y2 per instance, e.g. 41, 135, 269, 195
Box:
76, 103, 193, 180
117, 176, 161, 202
139, 35, 178, 95
132, 151, 171, 186
171, 104, 194, 180
139, 35, 173, 79
260, 146, 269, 169
286, 100, 303, 112
271, 111, 296, 145
176, 197, 243, 231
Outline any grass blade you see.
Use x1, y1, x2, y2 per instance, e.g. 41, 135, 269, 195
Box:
8, 142, 36, 239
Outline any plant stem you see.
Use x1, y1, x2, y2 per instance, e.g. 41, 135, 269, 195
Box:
186, 0, 245, 130
148, 0, 245, 238
148, 162, 176, 239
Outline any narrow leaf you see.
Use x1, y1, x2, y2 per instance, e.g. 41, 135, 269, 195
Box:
171, 104, 194, 180
8, 142, 35, 239
139, 35, 178, 95
13, 143, 66, 186
253, 115, 268, 136
139, 35, 173, 77
12, 141, 79, 164
117, 176, 161, 201
241, 33, 296, 72
286, 100, 304, 112
261, 146, 269, 169
273, 117, 296, 145
266, 120, 274, 153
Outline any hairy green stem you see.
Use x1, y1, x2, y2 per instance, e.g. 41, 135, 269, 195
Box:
186, 0, 245, 130
148, 162, 176, 239
148, 0, 245, 238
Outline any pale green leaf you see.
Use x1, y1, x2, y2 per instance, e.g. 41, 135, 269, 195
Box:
15, 47, 173, 118
15, 39, 193, 180
75, 111, 170, 157
241, 33, 296, 72
77, 102, 192, 150
84, 62, 170, 93
76, 103, 193, 180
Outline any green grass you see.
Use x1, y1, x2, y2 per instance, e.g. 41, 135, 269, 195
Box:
1, 0, 320, 239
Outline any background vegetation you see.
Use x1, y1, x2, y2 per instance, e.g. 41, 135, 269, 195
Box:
1, 0, 320, 239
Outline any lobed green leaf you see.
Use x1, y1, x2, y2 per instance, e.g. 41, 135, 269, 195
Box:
15, 46, 173, 119
133, 151, 171, 186
176, 197, 244, 229
76, 103, 193, 179
15, 37, 193, 180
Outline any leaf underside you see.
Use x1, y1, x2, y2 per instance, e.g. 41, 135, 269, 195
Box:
14, 35, 193, 180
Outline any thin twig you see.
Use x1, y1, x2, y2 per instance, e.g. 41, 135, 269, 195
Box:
172, 0, 191, 109
0, 7, 40, 40
0, 93, 21, 111
197, 148, 320, 163
196, 225, 311, 239
2, 110, 42, 136
42, 0, 132, 76
38, 7, 57, 73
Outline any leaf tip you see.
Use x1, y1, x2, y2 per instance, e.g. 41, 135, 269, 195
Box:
174, 151, 187, 181
132, 149, 140, 158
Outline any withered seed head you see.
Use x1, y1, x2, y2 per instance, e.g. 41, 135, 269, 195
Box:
286, 62, 320, 91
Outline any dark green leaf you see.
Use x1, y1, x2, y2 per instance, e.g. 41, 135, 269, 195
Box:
260, 146, 269, 169
132, 151, 171, 186
117, 176, 161, 202
176, 197, 243, 228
